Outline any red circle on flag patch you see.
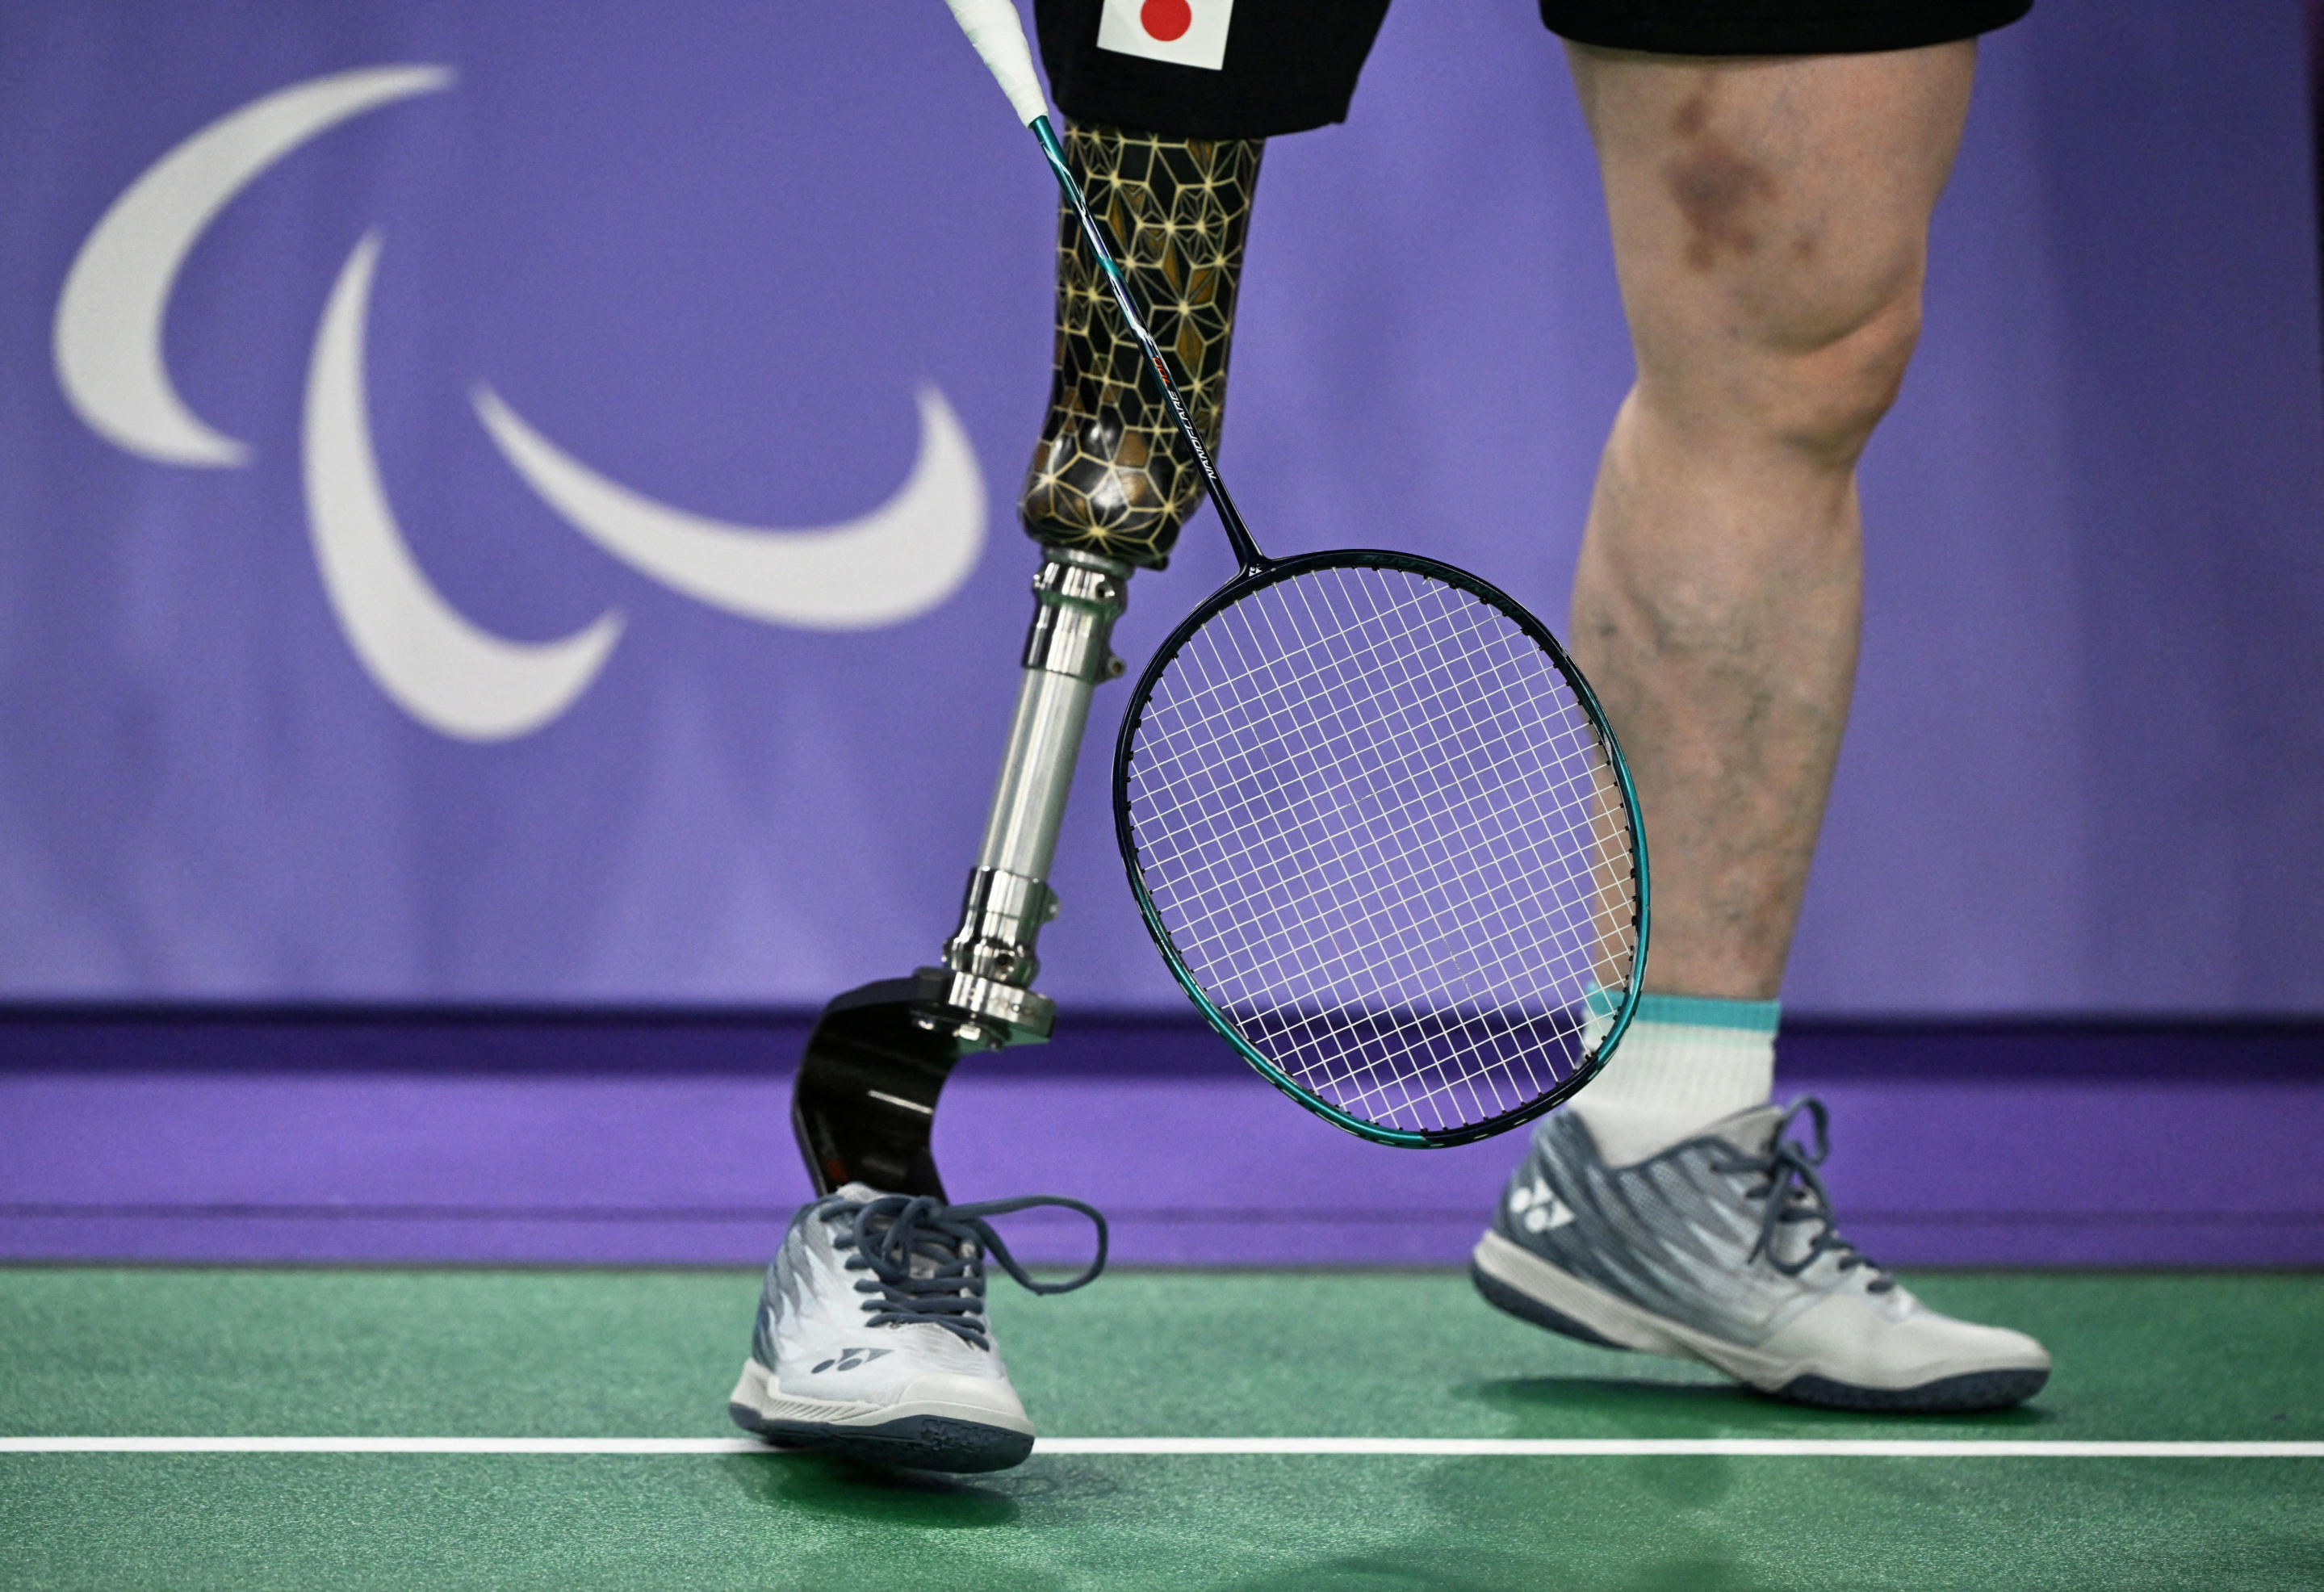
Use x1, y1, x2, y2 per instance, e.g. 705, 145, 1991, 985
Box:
1141, 0, 1192, 43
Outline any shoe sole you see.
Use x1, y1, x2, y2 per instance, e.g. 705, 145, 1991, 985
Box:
726, 1360, 1036, 1473
1471, 1230, 2048, 1414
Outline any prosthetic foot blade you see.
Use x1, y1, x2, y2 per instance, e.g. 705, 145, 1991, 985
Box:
790, 978, 969, 1198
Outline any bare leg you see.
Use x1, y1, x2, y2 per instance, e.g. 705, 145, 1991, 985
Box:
1565, 43, 1976, 999
1484, 42, 2050, 1411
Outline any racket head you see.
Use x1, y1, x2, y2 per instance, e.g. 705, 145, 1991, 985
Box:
1113, 550, 1648, 1148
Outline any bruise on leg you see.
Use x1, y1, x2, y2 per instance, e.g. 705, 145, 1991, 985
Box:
1663, 86, 1779, 271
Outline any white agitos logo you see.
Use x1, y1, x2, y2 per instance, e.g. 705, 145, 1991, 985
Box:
1096, 0, 1233, 71
53, 65, 984, 742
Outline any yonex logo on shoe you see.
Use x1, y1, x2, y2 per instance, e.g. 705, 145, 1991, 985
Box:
811, 1347, 894, 1375
1509, 1177, 1575, 1234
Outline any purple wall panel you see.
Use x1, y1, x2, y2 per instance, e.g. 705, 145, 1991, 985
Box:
0, 1, 2317, 1014
6, 1068, 2319, 1267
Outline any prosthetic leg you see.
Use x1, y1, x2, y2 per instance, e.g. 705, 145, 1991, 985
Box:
790, 124, 1264, 1198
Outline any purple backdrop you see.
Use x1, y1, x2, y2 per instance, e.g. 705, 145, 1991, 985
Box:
6, 1018, 2320, 1265
0, 0, 2318, 1016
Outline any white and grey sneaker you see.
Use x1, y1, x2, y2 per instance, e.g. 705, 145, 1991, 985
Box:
728, 1184, 1106, 1472
1472, 1100, 2050, 1412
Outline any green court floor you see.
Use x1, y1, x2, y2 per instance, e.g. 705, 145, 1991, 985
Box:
2, 1267, 2319, 1590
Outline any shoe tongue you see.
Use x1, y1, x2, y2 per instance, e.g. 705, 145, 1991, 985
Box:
1702, 1103, 1786, 1155
828, 1184, 965, 1272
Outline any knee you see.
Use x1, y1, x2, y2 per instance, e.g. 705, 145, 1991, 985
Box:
1759, 284, 1924, 468
1635, 261, 1927, 474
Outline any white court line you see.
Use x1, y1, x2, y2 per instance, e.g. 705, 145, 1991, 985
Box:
1040, 1439, 2324, 1458
1, 1437, 2319, 1458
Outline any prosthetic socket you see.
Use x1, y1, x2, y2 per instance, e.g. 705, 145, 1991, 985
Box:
1021, 123, 1265, 568
789, 124, 1261, 1199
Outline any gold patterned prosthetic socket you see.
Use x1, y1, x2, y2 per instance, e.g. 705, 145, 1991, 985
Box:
1020, 123, 1264, 569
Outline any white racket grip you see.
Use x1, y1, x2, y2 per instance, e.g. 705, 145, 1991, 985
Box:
942, 0, 1052, 126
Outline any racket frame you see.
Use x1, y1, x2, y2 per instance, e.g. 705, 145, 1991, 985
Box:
1113, 546, 1651, 1148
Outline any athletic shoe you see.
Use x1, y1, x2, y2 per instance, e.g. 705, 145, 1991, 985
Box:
1471, 1099, 2050, 1412
728, 1184, 1106, 1471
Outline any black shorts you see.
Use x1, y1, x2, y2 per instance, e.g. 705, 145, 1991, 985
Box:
1032, 1, 2033, 140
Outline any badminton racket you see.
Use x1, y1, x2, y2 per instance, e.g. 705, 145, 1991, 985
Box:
941, 0, 1648, 1146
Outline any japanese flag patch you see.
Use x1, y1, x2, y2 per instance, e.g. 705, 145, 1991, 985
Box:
1097, 0, 1233, 72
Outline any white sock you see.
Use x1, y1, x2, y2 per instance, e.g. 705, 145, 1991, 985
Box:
1568, 994, 1778, 1167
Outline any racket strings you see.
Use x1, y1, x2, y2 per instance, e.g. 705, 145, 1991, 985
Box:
1138, 582, 1610, 901
1143, 589, 1602, 920
1125, 563, 1639, 1136
1145, 584, 1620, 974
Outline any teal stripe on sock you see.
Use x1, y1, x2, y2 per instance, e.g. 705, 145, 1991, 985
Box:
1630, 993, 1781, 1034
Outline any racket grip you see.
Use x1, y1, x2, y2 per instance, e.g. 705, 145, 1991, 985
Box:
941, 0, 1051, 128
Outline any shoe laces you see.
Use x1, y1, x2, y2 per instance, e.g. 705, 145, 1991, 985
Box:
824, 1192, 1108, 1351
1715, 1098, 1893, 1294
